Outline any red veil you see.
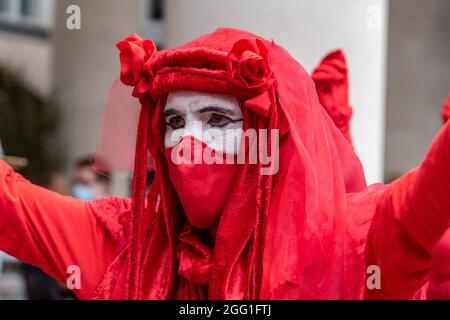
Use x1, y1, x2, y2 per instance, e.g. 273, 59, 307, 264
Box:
93, 28, 369, 299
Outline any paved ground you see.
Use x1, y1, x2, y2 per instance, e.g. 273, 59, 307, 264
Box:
0, 254, 26, 300
0, 272, 26, 300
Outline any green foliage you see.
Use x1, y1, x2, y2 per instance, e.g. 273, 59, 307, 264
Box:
0, 66, 60, 184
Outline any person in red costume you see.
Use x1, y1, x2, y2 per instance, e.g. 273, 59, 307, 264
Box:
441, 94, 450, 124
0, 28, 450, 300
312, 49, 353, 145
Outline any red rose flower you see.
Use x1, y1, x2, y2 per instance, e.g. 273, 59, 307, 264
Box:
226, 38, 273, 90
116, 34, 156, 97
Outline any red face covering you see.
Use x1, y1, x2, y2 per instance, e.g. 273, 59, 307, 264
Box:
164, 136, 238, 229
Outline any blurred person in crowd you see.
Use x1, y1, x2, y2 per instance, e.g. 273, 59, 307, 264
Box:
72, 156, 111, 200
0, 28, 450, 300
47, 172, 70, 196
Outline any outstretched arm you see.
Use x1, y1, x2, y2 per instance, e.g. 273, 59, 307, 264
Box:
366, 121, 450, 299
0, 160, 125, 297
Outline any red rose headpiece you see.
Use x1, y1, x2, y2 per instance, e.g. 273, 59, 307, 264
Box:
116, 34, 156, 98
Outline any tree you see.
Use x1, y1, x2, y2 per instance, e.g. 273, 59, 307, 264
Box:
0, 67, 60, 184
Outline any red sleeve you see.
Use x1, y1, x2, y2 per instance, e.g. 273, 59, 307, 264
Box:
427, 229, 450, 299
366, 121, 450, 299
0, 160, 127, 298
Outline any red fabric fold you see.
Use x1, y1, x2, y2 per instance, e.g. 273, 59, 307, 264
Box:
427, 229, 450, 299
177, 224, 212, 285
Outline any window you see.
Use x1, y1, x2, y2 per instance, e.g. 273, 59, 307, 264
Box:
140, 0, 165, 48
150, 0, 163, 20
0, 0, 54, 32
21, 0, 39, 18
0, 0, 10, 13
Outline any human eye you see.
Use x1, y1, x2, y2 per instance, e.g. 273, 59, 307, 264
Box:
207, 113, 234, 128
166, 115, 185, 130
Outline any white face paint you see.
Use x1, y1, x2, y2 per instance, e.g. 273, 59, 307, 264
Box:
164, 90, 243, 154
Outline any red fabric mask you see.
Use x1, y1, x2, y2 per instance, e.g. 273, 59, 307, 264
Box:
164, 136, 238, 229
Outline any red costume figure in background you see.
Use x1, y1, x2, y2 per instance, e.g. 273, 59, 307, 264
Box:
442, 94, 450, 124
312, 49, 353, 145
1, 28, 450, 300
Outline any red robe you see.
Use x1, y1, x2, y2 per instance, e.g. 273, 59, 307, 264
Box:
1, 28, 450, 300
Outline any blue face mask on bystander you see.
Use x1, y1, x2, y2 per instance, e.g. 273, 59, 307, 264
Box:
72, 183, 96, 201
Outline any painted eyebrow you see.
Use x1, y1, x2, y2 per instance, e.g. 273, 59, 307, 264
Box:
163, 108, 181, 118
198, 106, 239, 117
163, 105, 240, 118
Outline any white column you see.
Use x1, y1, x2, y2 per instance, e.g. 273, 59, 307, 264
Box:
52, 0, 141, 196
384, 0, 450, 182
52, 0, 139, 189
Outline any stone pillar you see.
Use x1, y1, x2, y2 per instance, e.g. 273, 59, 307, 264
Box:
384, 0, 450, 181
52, 0, 139, 166
52, 0, 140, 195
